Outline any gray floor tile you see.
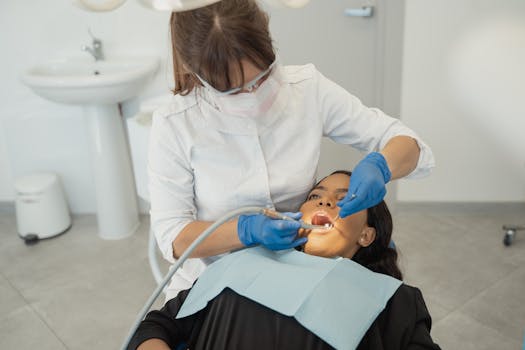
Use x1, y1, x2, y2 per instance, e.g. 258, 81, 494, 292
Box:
432, 312, 521, 350
28, 258, 159, 350
393, 211, 521, 312
1, 215, 152, 297
7, 215, 166, 350
459, 266, 525, 341
0, 274, 26, 320
0, 305, 67, 350
0, 213, 22, 260
1, 204, 524, 349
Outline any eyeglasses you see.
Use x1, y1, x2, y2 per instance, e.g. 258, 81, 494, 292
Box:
196, 62, 275, 96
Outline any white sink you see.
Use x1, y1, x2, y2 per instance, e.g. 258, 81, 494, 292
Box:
21, 57, 158, 104
21, 56, 159, 240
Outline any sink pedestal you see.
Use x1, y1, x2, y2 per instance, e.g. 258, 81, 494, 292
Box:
84, 104, 139, 239
21, 56, 158, 239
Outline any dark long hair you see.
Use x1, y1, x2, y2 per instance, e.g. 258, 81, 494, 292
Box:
169, 0, 275, 95
325, 171, 402, 280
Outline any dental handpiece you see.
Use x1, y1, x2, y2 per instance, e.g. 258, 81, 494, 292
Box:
262, 209, 333, 230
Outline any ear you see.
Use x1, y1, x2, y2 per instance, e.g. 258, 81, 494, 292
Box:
358, 227, 376, 248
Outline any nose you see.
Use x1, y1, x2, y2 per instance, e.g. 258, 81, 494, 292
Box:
317, 196, 335, 208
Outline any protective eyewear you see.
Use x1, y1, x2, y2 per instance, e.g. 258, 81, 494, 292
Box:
196, 62, 275, 96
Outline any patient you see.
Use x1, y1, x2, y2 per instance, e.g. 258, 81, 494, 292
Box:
129, 171, 441, 350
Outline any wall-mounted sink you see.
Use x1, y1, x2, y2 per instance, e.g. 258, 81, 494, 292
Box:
21, 57, 158, 104
21, 56, 159, 240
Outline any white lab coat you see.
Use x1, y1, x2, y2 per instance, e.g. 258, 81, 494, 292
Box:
148, 64, 435, 299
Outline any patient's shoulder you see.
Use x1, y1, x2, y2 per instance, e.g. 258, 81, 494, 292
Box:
391, 284, 422, 302
387, 284, 432, 324
390, 284, 426, 307
368, 285, 432, 338
359, 284, 439, 350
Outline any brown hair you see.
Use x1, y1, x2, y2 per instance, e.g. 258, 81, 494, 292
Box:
169, 0, 276, 95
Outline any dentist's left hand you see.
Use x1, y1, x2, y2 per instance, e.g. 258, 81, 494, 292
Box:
337, 152, 392, 218
237, 212, 307, 250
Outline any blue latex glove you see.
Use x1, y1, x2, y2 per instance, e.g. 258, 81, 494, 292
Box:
238, 212, 307, 250
337, 152, 392, 218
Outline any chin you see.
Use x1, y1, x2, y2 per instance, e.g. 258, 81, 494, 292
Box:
302, 244, 333, 258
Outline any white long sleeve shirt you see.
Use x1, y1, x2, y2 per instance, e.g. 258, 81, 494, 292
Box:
148, 64, 435, 299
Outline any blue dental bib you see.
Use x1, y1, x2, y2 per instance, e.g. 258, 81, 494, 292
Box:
177, 246, 401, 350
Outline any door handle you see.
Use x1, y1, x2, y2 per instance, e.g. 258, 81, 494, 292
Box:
344, 6, 374, 17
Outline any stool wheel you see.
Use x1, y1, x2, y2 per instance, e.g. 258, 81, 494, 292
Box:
22, 233, 40, 246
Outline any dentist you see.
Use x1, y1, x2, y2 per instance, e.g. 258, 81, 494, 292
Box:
149, 0, 434, 299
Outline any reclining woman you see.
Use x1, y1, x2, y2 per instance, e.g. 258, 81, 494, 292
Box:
129, 171, 441, 350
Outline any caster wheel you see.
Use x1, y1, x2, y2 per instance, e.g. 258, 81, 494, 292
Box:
503, 230, 515, 246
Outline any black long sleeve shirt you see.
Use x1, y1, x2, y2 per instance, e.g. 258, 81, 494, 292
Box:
128, 284, 440, 350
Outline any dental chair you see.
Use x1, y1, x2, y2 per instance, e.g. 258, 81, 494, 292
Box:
127, 95, 172, 285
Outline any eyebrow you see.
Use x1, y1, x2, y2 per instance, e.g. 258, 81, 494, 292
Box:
312, 185, 348, 193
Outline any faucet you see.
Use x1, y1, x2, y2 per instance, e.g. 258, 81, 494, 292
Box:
81, 28, 104, 61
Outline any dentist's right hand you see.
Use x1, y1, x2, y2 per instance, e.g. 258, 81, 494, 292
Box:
237, 212, 307, 250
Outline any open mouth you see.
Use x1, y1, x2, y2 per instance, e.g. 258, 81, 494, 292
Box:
310, 211, 335, 226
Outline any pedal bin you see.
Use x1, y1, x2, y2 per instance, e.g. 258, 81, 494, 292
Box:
15, 173, 71, 241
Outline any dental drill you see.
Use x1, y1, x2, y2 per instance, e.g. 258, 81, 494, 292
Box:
120, 206, 330, 350
262, 208, 334, 230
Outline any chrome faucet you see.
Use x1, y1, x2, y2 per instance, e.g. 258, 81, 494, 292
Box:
81, 28, 104, 61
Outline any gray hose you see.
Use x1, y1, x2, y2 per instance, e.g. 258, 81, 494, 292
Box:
120, 206, 265, 350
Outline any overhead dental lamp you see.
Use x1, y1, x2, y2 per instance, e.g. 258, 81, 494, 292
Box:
76, 0, 310, 12
139, 0, 310, 12
140, 0, 311, 11
261, 0, 310, 9
139, 0, 221, 11
74, 0, 127, 11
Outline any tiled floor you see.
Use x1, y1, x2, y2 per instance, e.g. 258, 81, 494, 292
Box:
0, 203, 524, 349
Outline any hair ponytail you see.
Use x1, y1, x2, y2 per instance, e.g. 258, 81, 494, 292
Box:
350, 199, 403, 280
352, 246, 403, 280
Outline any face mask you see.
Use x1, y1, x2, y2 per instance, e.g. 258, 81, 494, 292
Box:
197, 62, 282, 117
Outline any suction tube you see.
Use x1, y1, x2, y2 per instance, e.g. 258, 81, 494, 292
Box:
121, 206, 268, 350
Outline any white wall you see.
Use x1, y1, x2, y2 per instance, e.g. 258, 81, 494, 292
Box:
3, 0, 523, 211
398, 0, 525, 202
0, 1, 171, 212
0, 124, 14, 200
1, 0, 400, 213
